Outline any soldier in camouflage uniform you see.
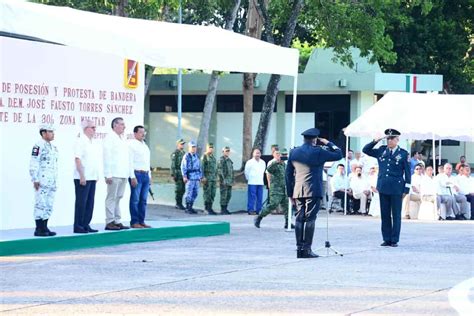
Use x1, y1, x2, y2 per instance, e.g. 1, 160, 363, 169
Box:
181, 140, 202, 214
201, 143, 218, 215
218, 146, 234, 215
171, 139, 186, 210
29, 124, 58, 237
254, 149, 293, 229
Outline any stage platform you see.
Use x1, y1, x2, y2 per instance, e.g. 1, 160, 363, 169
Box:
0, 220, 230, 256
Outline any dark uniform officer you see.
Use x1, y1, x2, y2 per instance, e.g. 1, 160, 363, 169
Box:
286, 128, 342, 258
171, 139, 186, 210
363, 129, 411, 247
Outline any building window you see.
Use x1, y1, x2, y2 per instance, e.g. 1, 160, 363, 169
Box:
285, 95, 350, 112
217, 95, 277, 112
149, 95, 206, 112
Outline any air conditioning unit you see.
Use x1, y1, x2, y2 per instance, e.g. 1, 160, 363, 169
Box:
168, 80, 177, 88
338, 79, 347, 88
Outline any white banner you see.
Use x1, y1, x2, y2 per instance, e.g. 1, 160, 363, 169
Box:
0, 36, 144, 230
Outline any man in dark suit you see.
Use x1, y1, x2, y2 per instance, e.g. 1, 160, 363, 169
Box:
286, 128, 343, 258
363, 129, 411, 247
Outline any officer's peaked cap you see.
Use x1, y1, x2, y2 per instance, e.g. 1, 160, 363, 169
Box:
384, 128, 401, 137
301, 127, 320, 138
176, 138, 186, 144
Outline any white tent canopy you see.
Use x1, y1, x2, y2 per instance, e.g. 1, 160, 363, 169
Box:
345, 92, 474, 142
0, 0, 299, 76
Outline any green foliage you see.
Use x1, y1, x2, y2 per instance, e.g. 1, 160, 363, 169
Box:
381, 0, 473, 93
291, 38, 319, 72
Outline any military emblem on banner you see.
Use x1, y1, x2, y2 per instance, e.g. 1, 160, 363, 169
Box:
124, 59, 139, 89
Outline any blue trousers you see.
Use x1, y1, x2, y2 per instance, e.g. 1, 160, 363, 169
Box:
74, 180, 96, 230
129, 171, 150, 225
379, 193, 403, 243
247, 185, 263, 213
185, 180, 200, 204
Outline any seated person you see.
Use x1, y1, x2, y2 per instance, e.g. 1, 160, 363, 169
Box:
368, 166, 380, 217
436, 163, 469, 220
330, 164, 353, 212
350, 166, 371, 214
405, 163, 424, 219
456, 164, 474, 220
455, 156, 466, 173
420, 166, 437, 203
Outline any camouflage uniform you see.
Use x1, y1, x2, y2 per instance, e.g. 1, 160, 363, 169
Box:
171, 148, 185, 208
201, 149, 217, 211
181, 151, 202, 206
218, 153, 234, 212
258, 159, 289, 221
30, 138, 59, 220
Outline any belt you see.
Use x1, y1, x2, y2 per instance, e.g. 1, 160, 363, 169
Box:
134, 170, 149, 173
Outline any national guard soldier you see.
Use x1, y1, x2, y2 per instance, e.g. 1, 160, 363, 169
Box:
218, 146, 233, 215
181, 140, 202, 214
171, 139, 186, 210
255, 149, 293, 229
363, 129, 411, 247
201, 143, 218, 215
286, 128, 342, 258
29, 124, 58, 237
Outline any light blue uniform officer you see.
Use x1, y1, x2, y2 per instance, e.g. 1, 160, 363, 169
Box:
363, 128, 411, 247
181, 140, 202, 214
29, 124, 58, 237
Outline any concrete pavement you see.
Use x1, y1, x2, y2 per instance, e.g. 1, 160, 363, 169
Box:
1, 205, 473, 315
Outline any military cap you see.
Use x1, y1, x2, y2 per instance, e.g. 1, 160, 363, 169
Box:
39, 124, 55, 132
207, 143, 214, 148
281, 148, 289, 155
301, 127, 320, 138
176, 138, 186, 144
384, 128, 401, 138
188, 140, 197, 147
222, 146, 230, 151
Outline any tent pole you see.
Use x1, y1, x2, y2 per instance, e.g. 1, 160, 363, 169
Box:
287, 75, 298, 231
432, 134, 436, 176
438, 140, 442, 165
344, 136, 349, 215
177, 0, 183, 138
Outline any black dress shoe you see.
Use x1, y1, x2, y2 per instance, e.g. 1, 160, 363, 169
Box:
115, 223, 130, 230
296, 249, 305, 258
86, 226, 99, 233
254, 216, 262, 228
390, 243, 398, 247
380, 241, 391, 247
74, 227, 88, 234
299, 249, 319, 258
446, 216, 455, 220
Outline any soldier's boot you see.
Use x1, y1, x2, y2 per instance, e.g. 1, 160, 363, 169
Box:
176, 199, 186, 210
221, 205, 230, 215
254, 215, 262, 228
206, 203, 217, 215
283, 218, 296, 229
34, 219, 49, 237
44, 219, 57, 236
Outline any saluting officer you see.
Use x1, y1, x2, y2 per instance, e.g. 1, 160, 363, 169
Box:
363, 129, 411, 247
171, 139, 186, 210
218, 146, 234, 215
255, 149, 293, 229
29, 124, 58, 237
286, 128, 342, 258
201, 143, 218, 215
181, 140, 202, 214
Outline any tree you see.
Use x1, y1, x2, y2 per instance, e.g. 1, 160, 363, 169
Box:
252, 0, 304, 152
196, 0, 242, 156
241, 0, 265, 170
380, 0, 473, 94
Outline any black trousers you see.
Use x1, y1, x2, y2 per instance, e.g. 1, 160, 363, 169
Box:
379, 193, 402, 243
74, 180, 96, 230
295, 198, 321, 250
